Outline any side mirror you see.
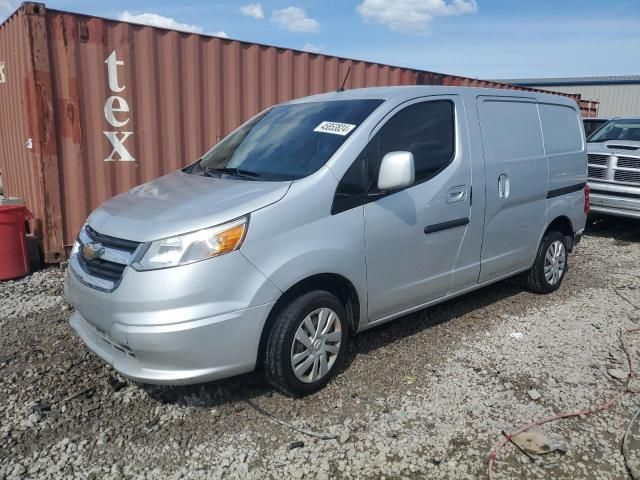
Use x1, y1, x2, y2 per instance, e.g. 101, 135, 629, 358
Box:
377, 151, 415, 191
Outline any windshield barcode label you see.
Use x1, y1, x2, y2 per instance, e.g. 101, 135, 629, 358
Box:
313, 121, 356, 136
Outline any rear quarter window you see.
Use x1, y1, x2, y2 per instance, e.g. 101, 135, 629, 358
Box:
539, 104, 583, 155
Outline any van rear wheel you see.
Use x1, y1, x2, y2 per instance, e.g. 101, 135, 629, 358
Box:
524, 231, 568, 294
265, 291, 348, 397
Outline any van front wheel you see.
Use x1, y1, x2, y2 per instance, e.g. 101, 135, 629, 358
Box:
524, 231, 568, 294
265, 291, 348, 397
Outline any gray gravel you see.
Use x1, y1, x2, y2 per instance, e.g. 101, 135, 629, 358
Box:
1, 216, 639, 480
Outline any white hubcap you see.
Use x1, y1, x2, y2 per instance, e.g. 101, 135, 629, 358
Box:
290, 308, 342, 383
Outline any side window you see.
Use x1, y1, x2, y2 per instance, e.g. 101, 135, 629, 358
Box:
331, 149, 368, 215
369, 100, 455, 191
539, 104, 583, 155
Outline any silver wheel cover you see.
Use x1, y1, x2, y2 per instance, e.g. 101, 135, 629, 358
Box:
544, 240, 566, 286
290, 308, 342, 383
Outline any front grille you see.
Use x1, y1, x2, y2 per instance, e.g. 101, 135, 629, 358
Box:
588, 154, 609, 166
614, 170, 640, 184
77, 227, 141, 286
77, 254, 126, 281
85, 225, 140, 251
616, 156, 640, 169
588, 166, 607, 179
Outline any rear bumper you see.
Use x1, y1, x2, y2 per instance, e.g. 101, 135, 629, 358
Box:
588, 182, 640, 219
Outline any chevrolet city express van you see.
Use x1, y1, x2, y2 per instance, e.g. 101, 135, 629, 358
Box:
65, 86, 588, 396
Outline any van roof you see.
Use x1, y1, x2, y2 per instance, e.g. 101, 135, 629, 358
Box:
287, 85, 578, 107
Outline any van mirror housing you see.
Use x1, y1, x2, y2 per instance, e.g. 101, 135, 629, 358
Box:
377, 151, 415, 191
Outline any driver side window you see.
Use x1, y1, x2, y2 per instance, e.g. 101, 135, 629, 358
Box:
368, 100, 455, 193
331, 99, 456, 215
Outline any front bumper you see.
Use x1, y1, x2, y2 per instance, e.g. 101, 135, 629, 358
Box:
69, 304, 274, 384
589, 182, 640, 219
64, 250, 281, 384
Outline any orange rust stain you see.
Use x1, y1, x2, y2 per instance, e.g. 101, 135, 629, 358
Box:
57, 98, 81, 143
46, 13, 65, 41
57, 76, 81, 143
33, 70, 58, 156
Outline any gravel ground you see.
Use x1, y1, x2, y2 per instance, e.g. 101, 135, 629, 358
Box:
1, 216, 639, 480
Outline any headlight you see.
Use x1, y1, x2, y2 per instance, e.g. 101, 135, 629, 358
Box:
133, 217, 248, 271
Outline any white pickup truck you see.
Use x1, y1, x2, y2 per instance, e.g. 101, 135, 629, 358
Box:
587, 118, 640, 219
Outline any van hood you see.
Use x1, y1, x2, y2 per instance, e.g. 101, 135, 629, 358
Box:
87, 170, 291, 242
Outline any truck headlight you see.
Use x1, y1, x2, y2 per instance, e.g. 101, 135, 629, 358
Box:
133, 217, 248, 271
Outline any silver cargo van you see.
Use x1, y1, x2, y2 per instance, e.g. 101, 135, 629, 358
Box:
65, 86, 588, 396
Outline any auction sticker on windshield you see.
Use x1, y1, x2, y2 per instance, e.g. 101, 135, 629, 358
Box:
313, 121, 356, 136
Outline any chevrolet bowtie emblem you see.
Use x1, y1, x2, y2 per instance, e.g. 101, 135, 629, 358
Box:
82, 242, 104, 260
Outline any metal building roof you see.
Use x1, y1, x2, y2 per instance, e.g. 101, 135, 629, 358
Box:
493, 76, 640, 87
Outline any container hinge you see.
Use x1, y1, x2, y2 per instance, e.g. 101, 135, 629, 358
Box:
23, 3, 45, 16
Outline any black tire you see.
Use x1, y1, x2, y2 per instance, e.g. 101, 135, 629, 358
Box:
524, 230, 568, 294
265, 290, 348, 397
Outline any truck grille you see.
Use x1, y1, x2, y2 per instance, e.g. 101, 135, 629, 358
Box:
72, 226, 141, 291
614, 170, 640, 184
587, 153, 640, 185
587, 154, 608, 166
588, 166, 607, 179
616, 156, 640, 169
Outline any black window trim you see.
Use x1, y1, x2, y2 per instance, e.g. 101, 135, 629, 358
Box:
330, 148, 369, 215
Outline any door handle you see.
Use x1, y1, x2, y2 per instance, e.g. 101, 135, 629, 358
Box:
498, 174, 510, 199
446, 185, 467, 204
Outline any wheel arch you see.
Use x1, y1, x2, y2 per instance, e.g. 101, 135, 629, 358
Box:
545, 215, 575, 250
256, 273, 360, 367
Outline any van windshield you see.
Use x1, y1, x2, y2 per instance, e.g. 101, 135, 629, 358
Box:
588, 119, 640, 143
186, 99, 383, 181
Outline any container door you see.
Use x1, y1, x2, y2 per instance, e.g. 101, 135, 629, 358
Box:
0, 8, 43, 248
0, 5, 64, 262
364, 96, 475, 322
476, 97, 548, 282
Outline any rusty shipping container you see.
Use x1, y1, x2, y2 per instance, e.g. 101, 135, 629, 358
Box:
0, 3, 598, 262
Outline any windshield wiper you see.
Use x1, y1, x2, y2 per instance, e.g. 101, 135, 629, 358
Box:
204, 167, 261, 180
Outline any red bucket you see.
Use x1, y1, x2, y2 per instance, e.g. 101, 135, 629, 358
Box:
0, 205, 33, 280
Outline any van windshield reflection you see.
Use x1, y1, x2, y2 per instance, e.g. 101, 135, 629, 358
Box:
184, 99, 383, 181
